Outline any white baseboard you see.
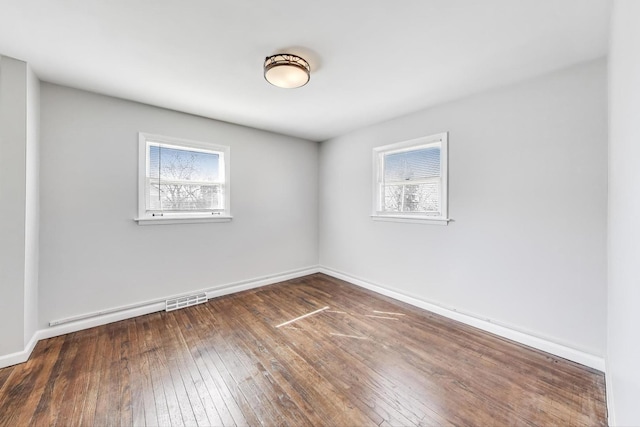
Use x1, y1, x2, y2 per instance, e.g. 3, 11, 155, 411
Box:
0, 333, 40, 370
605, 358, 616, 426
318, 267, 606, 372
1, 265, 605, 374
204, 266, 320, 299
0, 266, 320, 369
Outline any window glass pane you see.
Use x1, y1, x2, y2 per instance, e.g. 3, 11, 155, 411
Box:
406, 183, 440, 212
384, 147, 440, 182
149, 182, 221, 211
149, 145, 220, 182
383, 182, 440, 213
148, 143, 222, 212
383, 184, 403, 212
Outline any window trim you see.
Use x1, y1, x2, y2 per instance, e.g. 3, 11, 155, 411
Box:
135, 132, 232, 225
371, 132, 449, 225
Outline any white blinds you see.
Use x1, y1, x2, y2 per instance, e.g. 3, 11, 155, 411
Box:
383, 146, 440, 182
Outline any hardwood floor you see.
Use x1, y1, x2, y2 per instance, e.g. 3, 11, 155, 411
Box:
0, 273, 607, 426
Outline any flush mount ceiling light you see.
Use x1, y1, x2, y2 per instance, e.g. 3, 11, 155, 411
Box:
264, 53, 310, 89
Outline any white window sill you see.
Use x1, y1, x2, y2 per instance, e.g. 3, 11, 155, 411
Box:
371, 214, 450, 225
135, 215, 233, 225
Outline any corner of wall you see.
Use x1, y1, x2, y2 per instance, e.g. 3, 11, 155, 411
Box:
23, 63, 41, 347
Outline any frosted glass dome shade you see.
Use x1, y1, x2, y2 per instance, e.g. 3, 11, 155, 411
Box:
264, 54, 310, 89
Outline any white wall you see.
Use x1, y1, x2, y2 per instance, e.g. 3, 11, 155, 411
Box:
24, 65, 40, 345
319, 59, 607, 357
39, 83, 318, 328
607, 1, 640, 424
0, 56, 28, 356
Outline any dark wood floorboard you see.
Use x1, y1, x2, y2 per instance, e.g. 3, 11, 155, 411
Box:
0, 273, 607, 426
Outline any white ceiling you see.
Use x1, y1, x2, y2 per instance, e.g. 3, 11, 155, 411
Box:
0, 0, 610, 141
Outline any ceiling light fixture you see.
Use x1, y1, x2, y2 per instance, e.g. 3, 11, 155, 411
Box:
264, 53, 310, 89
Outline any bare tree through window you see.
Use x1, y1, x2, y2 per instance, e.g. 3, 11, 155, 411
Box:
149, 145, 221, 211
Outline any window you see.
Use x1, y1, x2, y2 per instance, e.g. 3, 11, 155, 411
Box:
136, 133, 231, 224
372, 132, 449, 224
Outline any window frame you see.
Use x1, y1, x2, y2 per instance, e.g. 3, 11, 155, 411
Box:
371, 132, 449, 225
135, 132, 232, 225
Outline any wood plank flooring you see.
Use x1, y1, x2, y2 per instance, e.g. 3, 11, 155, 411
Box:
0, 273, 607, 426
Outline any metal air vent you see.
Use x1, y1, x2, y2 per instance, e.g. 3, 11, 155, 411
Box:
166, 293, 208, 312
